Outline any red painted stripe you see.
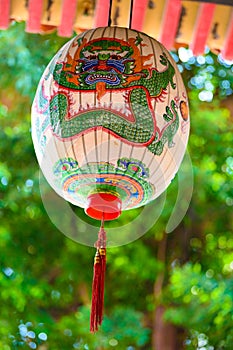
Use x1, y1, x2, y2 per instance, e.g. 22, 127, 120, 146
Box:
160, 0, 182, 50
26, 0, 43, 33
222, 11, 233, 60
0, 0, 10, 29
58, 0, 78, 37
94, 0, 110, 27
131, 0, 148, 31
190, 3, 216, 56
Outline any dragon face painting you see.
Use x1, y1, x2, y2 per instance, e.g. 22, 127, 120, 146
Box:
58, 35, 153, 93
32, 27, 189, 210
77, 39, 136, 86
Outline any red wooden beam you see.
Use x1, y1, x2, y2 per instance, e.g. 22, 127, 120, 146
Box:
190, 3, 216, 56
26, 0, 43, 33
159, 0, 182, 50
0, 0, 10, 29
130, 0, 148, 31
94, 0, 110, 27
222, 11, 233, 60
58, 0, 78, 37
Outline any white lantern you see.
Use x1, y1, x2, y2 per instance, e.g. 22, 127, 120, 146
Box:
32, 26, 189, 220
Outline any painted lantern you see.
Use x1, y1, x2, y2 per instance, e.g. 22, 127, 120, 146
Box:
32, 26, 189, 219
31, 26, 190, 331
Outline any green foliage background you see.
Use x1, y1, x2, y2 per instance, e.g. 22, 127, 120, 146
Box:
0, 22, 233, 349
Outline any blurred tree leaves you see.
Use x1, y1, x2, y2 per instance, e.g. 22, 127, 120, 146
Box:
163, 54, 233, 349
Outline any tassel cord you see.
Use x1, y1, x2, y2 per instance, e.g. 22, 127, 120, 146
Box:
90, 218, 107, 333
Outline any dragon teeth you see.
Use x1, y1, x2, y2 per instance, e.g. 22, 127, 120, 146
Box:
90, 73, 116, 81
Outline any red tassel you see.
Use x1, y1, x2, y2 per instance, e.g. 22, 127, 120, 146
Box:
90, 221, 106, 333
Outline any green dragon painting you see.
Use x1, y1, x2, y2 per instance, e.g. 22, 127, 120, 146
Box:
36, 33, 187, 156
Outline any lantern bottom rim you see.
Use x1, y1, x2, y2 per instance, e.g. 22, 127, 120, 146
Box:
85, 192, 122, 221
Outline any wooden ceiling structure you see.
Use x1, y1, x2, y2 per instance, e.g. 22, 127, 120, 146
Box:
0, 0, 233, 59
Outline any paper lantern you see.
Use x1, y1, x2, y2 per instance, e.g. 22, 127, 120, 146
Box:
31, 26, 190, 332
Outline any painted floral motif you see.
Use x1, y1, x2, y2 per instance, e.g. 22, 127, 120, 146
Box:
117, 158, 149, 178
53, 157, 79, 175
53, 157, 154, 209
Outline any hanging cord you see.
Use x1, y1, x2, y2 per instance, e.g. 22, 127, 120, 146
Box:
90, 217, 107, 332
108, 0, 113, 26
129, 0, 134, 29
